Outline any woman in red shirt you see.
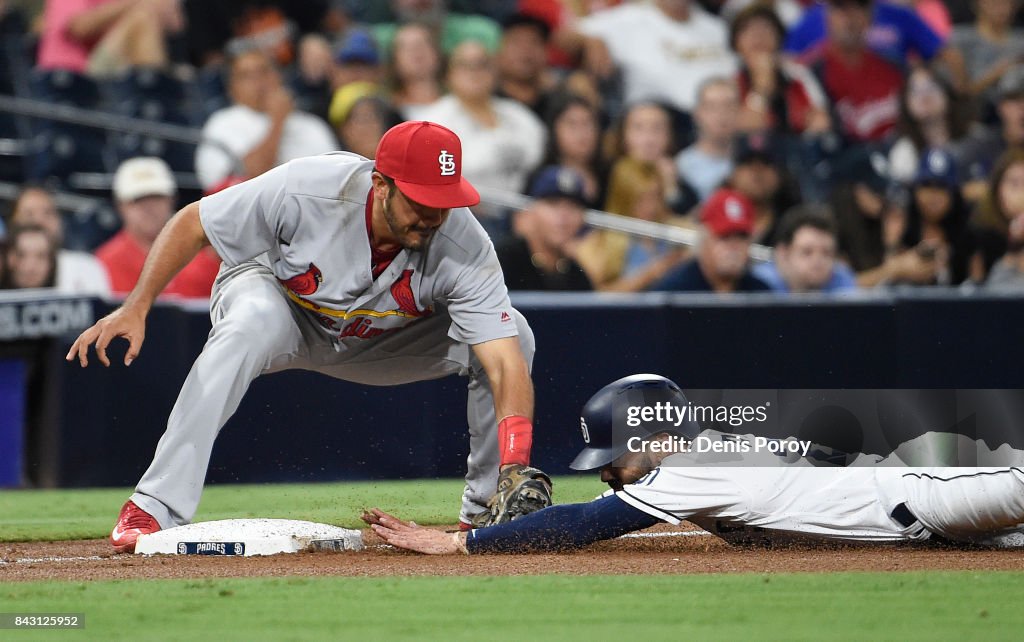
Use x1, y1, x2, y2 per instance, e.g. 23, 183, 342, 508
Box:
730, 3, 831, 136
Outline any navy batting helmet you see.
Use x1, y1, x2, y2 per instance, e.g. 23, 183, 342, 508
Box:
570, 374, 700, 471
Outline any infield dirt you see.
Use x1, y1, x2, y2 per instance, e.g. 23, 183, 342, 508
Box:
2, 523, 1021, 582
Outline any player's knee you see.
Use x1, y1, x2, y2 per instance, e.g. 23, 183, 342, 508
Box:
216, 296, 295, 346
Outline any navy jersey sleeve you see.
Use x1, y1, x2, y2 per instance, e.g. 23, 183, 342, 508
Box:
465, 495, 661, 554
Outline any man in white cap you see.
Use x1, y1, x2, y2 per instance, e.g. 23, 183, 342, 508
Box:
96, 157, 221, 297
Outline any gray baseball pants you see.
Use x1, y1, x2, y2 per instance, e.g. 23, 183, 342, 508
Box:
130, 260, 535, 528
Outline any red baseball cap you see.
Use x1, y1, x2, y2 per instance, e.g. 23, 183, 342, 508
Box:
374, 121, 480, 209
701, 188, 755, 237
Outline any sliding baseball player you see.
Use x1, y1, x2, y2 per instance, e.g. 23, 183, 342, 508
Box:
366, 375, 1024, 553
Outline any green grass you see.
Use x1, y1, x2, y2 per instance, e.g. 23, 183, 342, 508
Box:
4, 482, 1023, 640
3, 572, 1023, 641
0, 476, 605, 542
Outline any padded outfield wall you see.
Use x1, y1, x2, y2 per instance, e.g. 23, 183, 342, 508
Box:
1, 290, 1022, 487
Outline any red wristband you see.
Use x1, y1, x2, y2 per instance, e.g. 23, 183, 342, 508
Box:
498, 415, 533, 467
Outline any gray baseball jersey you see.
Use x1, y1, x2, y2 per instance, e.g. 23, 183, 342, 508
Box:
199, 151, 518, 347
129, 152, 534, 530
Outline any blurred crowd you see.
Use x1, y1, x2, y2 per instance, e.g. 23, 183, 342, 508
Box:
2, 0, 1024, 298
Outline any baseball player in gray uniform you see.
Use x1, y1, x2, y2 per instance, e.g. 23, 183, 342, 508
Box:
67, 122, 539, 552
365, 375, 1024, 554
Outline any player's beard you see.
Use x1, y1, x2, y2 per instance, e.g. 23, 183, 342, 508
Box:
383, 193, 434, 252
604, 451, 661, 491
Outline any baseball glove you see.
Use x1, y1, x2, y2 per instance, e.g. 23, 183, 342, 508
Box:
471, 465, 553, 528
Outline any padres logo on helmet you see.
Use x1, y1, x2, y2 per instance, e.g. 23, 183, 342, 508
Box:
570, 374, 699, 471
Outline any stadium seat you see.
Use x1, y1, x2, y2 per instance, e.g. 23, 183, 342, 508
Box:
192, 66, 230, 123
105, 68, 196, 172
0, 31, 38, 182
287, 69, 330, 122
24, 70, 110, 184
29, 68, 101, 107
0, 39, 25, 182
62, 198, 121, 252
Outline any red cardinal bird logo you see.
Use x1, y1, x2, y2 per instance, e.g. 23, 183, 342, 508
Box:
280, 263, 323, 296
390, 269, 431, 318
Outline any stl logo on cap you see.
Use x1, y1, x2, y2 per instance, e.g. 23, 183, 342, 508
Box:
438, 150, 456, 176
375, 121, 480, 209
701, 187, 754, 237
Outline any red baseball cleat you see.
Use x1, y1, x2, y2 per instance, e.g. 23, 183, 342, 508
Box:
458, 520, 474, 532
110, 501, 160, 553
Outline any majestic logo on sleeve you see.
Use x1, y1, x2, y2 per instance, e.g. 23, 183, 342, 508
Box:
438, 150, 456, 176
390, 269, 432, 318
279, 263, 322, 296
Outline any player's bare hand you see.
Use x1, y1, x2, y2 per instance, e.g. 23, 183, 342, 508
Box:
889, 249, 937, 284
582, 37, 614, 79
65, 305, 147, 368
267, 87, 294, 122
366, 508, 465, 555
854, 183, 885, 219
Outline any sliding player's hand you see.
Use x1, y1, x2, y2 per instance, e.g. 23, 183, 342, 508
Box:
363, 508, 466, 555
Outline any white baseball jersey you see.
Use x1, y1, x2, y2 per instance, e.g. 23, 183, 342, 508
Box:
609, 464, 910, 541
607, 461, 1024, 543
199, 152, 518, 348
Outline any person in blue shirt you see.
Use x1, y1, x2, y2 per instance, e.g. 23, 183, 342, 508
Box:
786, 0, 965, 89
752, 205, 858, 293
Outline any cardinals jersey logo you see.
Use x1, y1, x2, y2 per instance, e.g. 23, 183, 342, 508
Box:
280, 262, 323, 296
390, 269, 431, 318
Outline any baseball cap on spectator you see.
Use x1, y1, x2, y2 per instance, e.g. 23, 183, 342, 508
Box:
830, 146, 891, 194
914, 148, 958, 188
529, 166, 587, 205
502, 11, 552, 40
998, 65, 1024, 101
375, 121, 480, 209
701, 188, 755, 237
113, 157, 176, 202
336, 29, 379, 65
328, 81, 381, 128
517, 0, 561, 29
